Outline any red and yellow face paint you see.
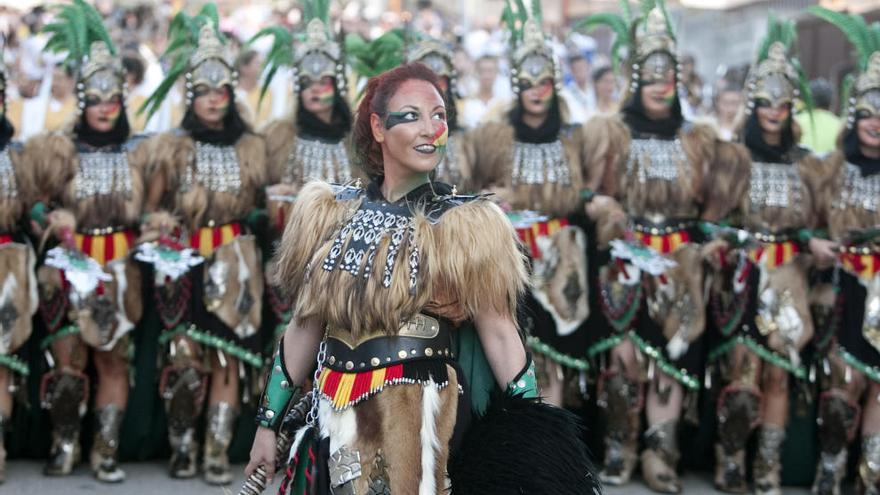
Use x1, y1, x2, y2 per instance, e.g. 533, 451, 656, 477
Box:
103, 100, 122, 124
213, 86, 231, 115
431, 120, 448, 149
535, 80, 554, 109
313, 82, 335, 105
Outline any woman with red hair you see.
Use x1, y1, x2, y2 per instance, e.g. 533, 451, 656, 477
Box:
245, 62, 596, 495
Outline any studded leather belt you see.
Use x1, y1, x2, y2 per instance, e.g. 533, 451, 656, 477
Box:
324, 313, 454, 373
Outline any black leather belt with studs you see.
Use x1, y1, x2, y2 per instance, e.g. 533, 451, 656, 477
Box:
324, 313, 454, 373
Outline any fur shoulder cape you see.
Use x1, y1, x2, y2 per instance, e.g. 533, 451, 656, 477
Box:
274, 181, 527, 337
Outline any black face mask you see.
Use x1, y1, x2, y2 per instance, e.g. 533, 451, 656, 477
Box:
844, 125, 880, 176
74, 108, 131, 149
296, 92, 352, 142
742, 111, 796, 163
620, 86, 684, 140
182, 91, 249, 146
508, 94, 562, 144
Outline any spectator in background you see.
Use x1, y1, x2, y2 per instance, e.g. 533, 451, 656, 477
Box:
122, 52, 148, 133
460, 54, 506, 129
235, 49, 273, 128
44, 64, 76, 132
795, 77, 841, 154
592, 65, 619, 117
560, 53, 595, 123
679, 53, 706, 118
710, 81, 742, 141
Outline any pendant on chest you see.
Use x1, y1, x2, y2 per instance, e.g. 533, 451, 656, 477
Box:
74, 150, 133, 200
511, 140, 570, 186
286, 137, 351, 184
835, 162, 880, 213
627, 138, 688, 184
0, 149, 16, 199
748, 162, 802, 209
320, 199, 420, 293
185, 142, 242, 194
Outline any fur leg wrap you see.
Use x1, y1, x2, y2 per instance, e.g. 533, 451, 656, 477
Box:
861, 434, 880, 495
641, 420, 681, 494
91, 405, 126, 483
161, 363, 205, 479
754, 425, 786, 495
447, 391, 598, 495
41, 370, 88, 476
812, 391, 859, 495
714, 384, 760, 492
160, 365, 206, 433
597, 370, 641, 485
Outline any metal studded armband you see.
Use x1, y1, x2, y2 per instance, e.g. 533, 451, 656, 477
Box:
507, 353, 538, 398
255, 338, 299, 430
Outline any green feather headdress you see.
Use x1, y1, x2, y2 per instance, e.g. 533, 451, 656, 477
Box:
501, 0, 562, 93
138, 3, 229, 122
745, 14, 813, 117
43, 0, 124, 114
344, 28, 405, 92
573, 0, 675, 73
809, 6, 880, 128
250, 0, 347, 109
42, 0, 116, 73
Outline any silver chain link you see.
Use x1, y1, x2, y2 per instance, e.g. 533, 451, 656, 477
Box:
305, 337, 327, 426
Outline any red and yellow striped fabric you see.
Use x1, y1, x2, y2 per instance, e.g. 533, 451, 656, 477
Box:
75, 230, 136, 266
749, 241, 799, 269
318, 364, 404, 411
189, 223, 242, 257
841, 252, 880, 282
635, 230, 691, 255
515, 218, 569, 259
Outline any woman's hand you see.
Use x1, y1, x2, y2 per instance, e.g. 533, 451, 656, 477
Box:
244, 426, 277, 483
809, 237, 839, 268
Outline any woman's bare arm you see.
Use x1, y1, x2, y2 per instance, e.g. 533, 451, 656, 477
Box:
473, 309, 527, 388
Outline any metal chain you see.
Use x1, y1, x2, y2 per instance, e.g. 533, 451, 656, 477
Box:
305, 337, 327, 426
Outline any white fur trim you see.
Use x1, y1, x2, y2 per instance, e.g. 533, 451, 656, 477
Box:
98, 261, 134, 351
419, 380, 441, 495
27, 244, 38, 316
319, 397, 357, 455
233, 239, 256, 338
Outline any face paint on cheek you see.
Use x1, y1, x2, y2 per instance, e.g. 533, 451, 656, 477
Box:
536, 83, 554, 109
384, 112, 413, 130
314, 84, 335, 105
215, 90, 230, 114
105, 101, 121, 123
661, 82, 676, 106
432, 121, 448, 148
777, 106, 790, 123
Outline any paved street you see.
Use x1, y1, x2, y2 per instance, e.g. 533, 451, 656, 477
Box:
3, 460, 816, 494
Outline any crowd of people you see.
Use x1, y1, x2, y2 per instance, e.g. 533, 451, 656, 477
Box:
0, 1, 878, 495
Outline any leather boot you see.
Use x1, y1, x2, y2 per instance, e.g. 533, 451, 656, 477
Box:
203, 402, 236, 485
90, 405, 126, 482
43, 371, 87, 476
641, 420, 682, 494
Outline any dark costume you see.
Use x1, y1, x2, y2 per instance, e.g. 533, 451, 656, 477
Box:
27, 21, 149, 481
141, 16, 268, 484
